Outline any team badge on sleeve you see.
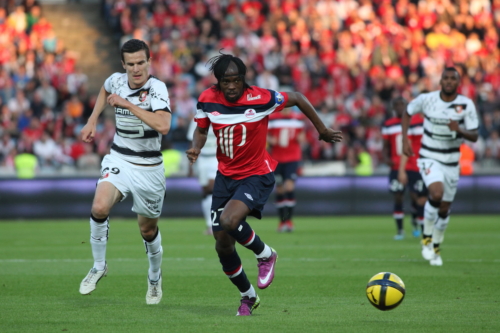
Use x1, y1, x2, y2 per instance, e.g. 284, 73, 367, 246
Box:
275, 92, 284, 105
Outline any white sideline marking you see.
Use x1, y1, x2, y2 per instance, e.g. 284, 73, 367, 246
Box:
0, 258, 498, 263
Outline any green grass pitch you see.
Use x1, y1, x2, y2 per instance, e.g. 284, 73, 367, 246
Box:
0, 215, 499, 333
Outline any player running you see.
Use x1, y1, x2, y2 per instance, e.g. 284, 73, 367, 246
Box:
382, 97, 427, 240
79, 39, 171, 304
267, 108, 306, 232
186, 53, 342, 315
402, 67, 479, 266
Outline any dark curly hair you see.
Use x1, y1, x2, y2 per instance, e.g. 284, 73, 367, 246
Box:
206, 51, 250, 90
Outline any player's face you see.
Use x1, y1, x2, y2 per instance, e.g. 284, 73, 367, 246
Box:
393, 100, 406, 118
440, 70, 460, 96
122, 50, 151, 89
220, 62, 244, 102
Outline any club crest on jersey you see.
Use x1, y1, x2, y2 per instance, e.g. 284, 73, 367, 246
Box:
275, 92, 284, 105
244, 109, 256, 118
454, 105, 463, 113
139, 90, 148, 102
211, 111, 221, 116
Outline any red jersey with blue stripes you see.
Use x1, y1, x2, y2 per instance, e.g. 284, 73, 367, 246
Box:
195, 86, 288, 179
382, 115, 424, 172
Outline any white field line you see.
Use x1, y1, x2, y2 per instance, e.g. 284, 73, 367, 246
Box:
0, 258, 499, 263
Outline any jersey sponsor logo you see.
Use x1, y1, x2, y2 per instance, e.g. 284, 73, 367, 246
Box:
247, 93, 261, 101
116, 107, 133, 115
139, 90, 148, 102
244, 109, 256, 118
218, 124, 247, 159
275, 92, 284, 105
211, 111, 221, 116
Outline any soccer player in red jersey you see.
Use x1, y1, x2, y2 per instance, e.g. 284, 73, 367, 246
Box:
267, 108, 306, 232
382, 97, 427, 240
186, 53, 342, 316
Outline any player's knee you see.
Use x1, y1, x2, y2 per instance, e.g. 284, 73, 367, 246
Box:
140, 225, 158, 241
219, 213, 240, 230
91, 203, 110, 220
214, 235, 234, 256
428, 189, 444, 202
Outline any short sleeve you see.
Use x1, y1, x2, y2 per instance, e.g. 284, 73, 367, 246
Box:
407, 94, 424, 116
465, 100, 479, 130
103, 73, 120, 94
194, 102, 211, 128
150, 80, 171, 112
273, 91, 288, 113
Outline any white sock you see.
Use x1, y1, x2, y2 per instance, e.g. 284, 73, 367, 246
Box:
255, 244, 272, 259
433, 215, 449, 245
201, 195, 213, 228
423, 201, 439, 236
90, 216, 109, 271
144, 230, 162, 281
240, 285, 256, 299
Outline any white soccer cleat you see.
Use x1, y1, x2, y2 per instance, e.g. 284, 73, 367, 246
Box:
79, 265, 108, 295
421, 240, 434, 261
430, 253, 443, 266
146, 271, 162, 305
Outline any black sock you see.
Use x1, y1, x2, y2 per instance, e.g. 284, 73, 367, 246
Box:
276, 194, 286, 222
219, 250, 251, 293
393, 202, 404, 233
227, 220, 265, 255
285, 191, 295, 221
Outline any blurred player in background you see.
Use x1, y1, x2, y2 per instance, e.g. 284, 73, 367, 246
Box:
267, 108, 306, 232
79, 39, 171, 304
403, 67, 479, 266
382, 97, 427, 240
186, 53, 342, 315
187, 119, 218, 235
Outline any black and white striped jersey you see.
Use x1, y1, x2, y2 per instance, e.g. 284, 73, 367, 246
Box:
104, 73, 171, 165
407, 91, 479, 166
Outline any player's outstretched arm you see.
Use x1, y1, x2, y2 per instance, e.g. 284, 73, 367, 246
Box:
81, 86, 110, 143
285, 92, 342, 143
401, 110, 413, 157
186, 126, 208, 165
107, 94, 171, 135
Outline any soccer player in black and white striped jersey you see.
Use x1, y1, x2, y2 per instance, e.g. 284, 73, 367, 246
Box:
79, 39, 172, 303
401, 67, 479, 266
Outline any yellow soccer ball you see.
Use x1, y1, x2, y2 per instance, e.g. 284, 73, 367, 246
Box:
366, 272, 406, 311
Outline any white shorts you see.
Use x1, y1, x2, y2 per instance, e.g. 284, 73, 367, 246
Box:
98, 154, 166, 218
196, 155, 218, 187
417, 158, 459, 202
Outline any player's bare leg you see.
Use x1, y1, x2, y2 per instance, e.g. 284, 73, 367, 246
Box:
139, 215, 163, 304
80, 182, 122, 295
283, 179, 296, 232
220, 200, 277, 289
393, 191, 405, 240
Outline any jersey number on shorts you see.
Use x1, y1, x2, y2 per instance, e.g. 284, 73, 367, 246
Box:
218, 125, 246, 159
211, 208, 224, 226
116, 118, 147, 138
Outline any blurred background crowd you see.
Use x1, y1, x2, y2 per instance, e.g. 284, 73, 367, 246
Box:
1, 0, 500, 177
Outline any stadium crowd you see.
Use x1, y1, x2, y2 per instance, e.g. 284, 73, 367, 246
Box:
2, 0, 500, 177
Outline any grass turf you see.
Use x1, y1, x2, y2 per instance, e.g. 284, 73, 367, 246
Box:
0, 215, 499, 333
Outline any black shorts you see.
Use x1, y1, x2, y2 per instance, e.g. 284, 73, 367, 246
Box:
274, 161, 299, 185
388, 170, 428, 196
211, 171, 275, 231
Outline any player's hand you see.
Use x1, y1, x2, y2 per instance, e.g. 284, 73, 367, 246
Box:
402, 138, 413, 157
448, 119, 459, 132
186, 147, 201, 165
397, 170, 408, 186
107, 94, 130, 108
80, 122, 97, 143
319, 128, 343, 143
